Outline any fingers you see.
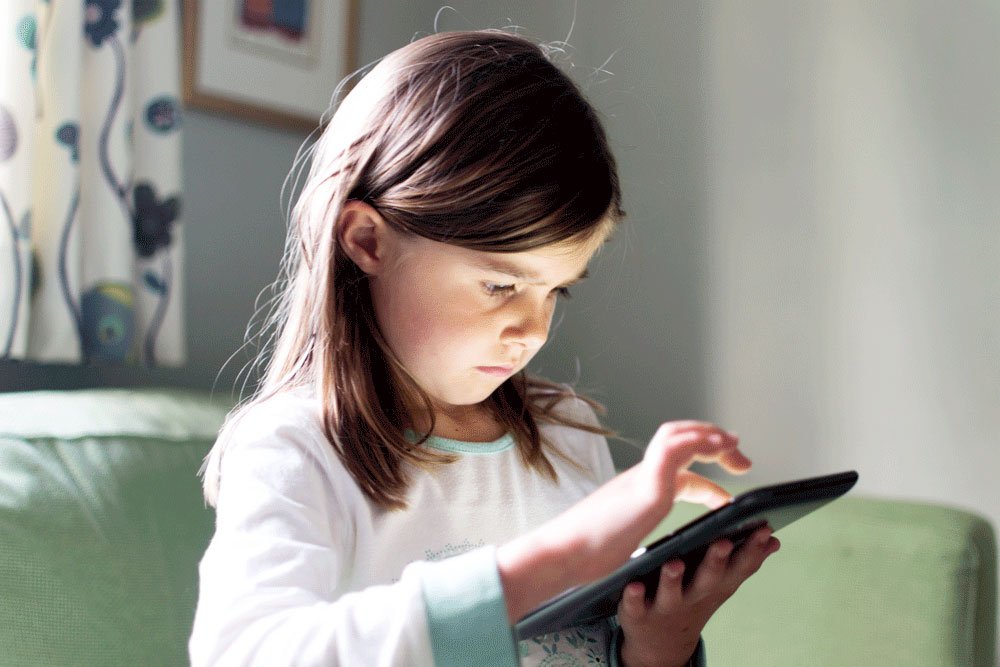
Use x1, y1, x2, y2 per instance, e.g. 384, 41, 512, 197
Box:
687, 539, 734, 596
645, 422, 751, 477
688, 528, 780, 600
617, 581, 649, 623
619, 530, 780, 637
674, 471, 732, 509
689, 443, 752, 474
652, 560, 685, 614
717, 448, 753, 474
727, 529, 780, 579
618, 559, 686, 623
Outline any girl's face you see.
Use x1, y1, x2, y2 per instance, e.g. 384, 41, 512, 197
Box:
368, 229, 600, 424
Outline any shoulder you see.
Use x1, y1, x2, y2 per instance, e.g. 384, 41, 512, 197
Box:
215, 388, 325, 477
225, 387, 325, 444
205, 386, 360, 507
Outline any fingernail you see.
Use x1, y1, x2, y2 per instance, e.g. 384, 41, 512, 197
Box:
755, 530, 772, 546
666, 561, 684, 578
627, 583, 644, 596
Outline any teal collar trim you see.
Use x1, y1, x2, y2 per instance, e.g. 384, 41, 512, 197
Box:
405, 429, 515, 454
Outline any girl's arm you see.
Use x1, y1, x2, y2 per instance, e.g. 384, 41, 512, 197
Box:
497, 421, 750, 622
499, 421, 770, 667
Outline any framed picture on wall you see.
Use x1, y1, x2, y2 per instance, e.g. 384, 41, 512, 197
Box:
182, 0, 357, 132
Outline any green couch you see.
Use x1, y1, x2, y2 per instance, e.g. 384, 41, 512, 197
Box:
0, 388, 996, 666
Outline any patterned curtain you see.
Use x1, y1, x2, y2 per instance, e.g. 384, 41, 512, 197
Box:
0, 0, 184, 366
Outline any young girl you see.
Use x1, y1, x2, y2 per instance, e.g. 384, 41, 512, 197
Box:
189, 30, 779, 667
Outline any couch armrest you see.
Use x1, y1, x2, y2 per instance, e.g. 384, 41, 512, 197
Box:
645, 494, 996, 666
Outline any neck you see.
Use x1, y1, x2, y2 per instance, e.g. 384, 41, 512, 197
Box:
411, 402, 506, 442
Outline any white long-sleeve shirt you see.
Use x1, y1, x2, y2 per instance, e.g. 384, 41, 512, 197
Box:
189, 388, 624, 666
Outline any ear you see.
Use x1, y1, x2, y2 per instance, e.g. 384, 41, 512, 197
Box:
337, 200, 390, 275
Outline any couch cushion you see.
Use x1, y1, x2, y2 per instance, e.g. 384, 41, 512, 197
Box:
0, 388, 231, 666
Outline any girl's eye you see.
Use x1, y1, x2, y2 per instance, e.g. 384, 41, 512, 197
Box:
482, 283, 572, 299
483, 283, 516, 297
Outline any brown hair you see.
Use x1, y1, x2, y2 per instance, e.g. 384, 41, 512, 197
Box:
202, 30, 625, 510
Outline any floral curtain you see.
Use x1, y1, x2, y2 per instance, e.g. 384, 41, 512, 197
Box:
0, 0, 184, 366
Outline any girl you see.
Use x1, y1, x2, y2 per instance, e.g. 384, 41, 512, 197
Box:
189, 30, 779, 667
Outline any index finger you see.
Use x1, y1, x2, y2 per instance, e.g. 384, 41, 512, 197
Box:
675, 470, 732, 509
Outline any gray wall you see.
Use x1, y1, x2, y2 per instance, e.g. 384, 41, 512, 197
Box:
702, 0, 1000, 500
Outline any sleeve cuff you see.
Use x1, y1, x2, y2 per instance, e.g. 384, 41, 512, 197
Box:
608, 621, 707, 667
420, 545, 519, 667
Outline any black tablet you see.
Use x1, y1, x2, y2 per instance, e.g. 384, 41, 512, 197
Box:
515, 470, 859, 640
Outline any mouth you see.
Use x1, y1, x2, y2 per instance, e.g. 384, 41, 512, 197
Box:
476, 365, 516, 378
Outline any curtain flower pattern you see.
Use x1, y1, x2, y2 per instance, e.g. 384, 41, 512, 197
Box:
0, 0, 184, 366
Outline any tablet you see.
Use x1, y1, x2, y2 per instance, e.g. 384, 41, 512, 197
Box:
515, 470, 859, 640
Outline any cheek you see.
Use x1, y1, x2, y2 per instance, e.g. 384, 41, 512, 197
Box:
410, 306, 484, 356
402, 314, 440, 352
380, 291, 432, 351
371, 264, 499, 367
382, 289, 483, 363
398, 319, 488, 384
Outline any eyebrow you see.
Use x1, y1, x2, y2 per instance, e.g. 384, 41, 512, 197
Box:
474, 258, 590, 286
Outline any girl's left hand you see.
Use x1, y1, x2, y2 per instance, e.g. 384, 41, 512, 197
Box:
617, 526, 781, 667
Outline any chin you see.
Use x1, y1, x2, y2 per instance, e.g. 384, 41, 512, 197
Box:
454, 385, 504, 406
460, 390, 498, 406
435, 373, 515, 407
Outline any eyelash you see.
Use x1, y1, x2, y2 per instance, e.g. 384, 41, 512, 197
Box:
483, 283, 572, 299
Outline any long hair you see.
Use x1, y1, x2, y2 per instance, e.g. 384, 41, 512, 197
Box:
201, 30, 625, 510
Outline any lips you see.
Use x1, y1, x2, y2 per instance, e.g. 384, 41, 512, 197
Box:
476, 365, 515, 377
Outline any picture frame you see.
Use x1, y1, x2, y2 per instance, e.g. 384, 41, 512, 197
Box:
182, 0, 358, 132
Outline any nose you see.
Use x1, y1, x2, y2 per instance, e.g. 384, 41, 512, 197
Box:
501, 296, 553, 351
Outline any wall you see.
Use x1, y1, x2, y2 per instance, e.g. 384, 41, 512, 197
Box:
702, 0, 999, 517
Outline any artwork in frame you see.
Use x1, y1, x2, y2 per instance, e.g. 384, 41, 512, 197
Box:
182, 0, 357, 132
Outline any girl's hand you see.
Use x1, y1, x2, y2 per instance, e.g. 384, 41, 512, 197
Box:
617, 527, 781, 667
498, 421, 752, 622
